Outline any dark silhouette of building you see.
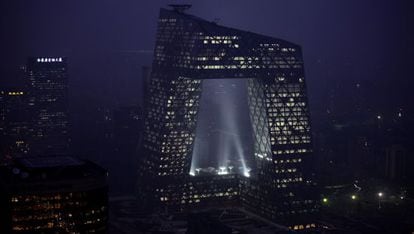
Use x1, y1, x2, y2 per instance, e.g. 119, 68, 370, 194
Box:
0, 156, 108, 233
187, 213, 232, 234
384, 144, 407, 182
137, 5, 317, 226
26, 57, 69, 156
108, 105, 143, 195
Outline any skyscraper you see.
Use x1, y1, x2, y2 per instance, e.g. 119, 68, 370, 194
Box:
0, 89, 30, 159
138, 5, 317, 225
26, 57, 69, 156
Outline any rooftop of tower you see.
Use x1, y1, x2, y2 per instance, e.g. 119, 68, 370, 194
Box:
160, 6, 300, 48
168, 4, 192, 13
0, 156, 107, 186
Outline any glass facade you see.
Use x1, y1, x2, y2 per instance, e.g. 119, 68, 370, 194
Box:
138, 7, 317, 221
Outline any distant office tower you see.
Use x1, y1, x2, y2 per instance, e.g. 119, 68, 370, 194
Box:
0, 89, 30, 159
384, 144, 407, 181
112, 105, 143, 145
26, 57, 69, 156
0, 156, 108, 233
138, 5, 317, 225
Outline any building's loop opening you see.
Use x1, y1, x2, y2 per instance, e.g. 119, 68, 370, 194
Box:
190, 78, 254, 177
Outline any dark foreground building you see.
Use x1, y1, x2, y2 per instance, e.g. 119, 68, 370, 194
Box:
0, 156, 108, 233
137, 5, 318, 228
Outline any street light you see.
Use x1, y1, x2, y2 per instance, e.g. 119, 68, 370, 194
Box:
377, 192, 383, 209
351, 195, 357, 200
322, 198, 328, 204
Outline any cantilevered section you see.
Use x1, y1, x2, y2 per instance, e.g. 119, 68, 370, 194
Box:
138, 7, 317, 224
168, 4, 192, 13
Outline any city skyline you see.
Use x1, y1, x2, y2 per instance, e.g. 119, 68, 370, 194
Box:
1, 1, 413, 233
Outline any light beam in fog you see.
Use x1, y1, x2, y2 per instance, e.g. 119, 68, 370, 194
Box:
190, 79, 253, 177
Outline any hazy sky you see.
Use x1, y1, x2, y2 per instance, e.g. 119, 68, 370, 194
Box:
1, 0, 412, 110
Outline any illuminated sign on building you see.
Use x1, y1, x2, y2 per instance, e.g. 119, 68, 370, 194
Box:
36, 57, 63, 63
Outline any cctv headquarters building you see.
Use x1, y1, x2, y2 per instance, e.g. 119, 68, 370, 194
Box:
138, 5, 318, 226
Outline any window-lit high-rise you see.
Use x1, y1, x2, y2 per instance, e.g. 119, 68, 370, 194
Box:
26, 57, 69, 156
0, 89, 30, 159
137, 5, 317, 225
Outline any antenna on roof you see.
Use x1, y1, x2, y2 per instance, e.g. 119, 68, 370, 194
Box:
168, 4, 192, 13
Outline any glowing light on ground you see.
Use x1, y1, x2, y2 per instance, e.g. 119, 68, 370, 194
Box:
243, 170, 251, 178
217, 167, 229, 175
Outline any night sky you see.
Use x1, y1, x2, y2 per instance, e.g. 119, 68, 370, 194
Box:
1, 0, 413, 114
